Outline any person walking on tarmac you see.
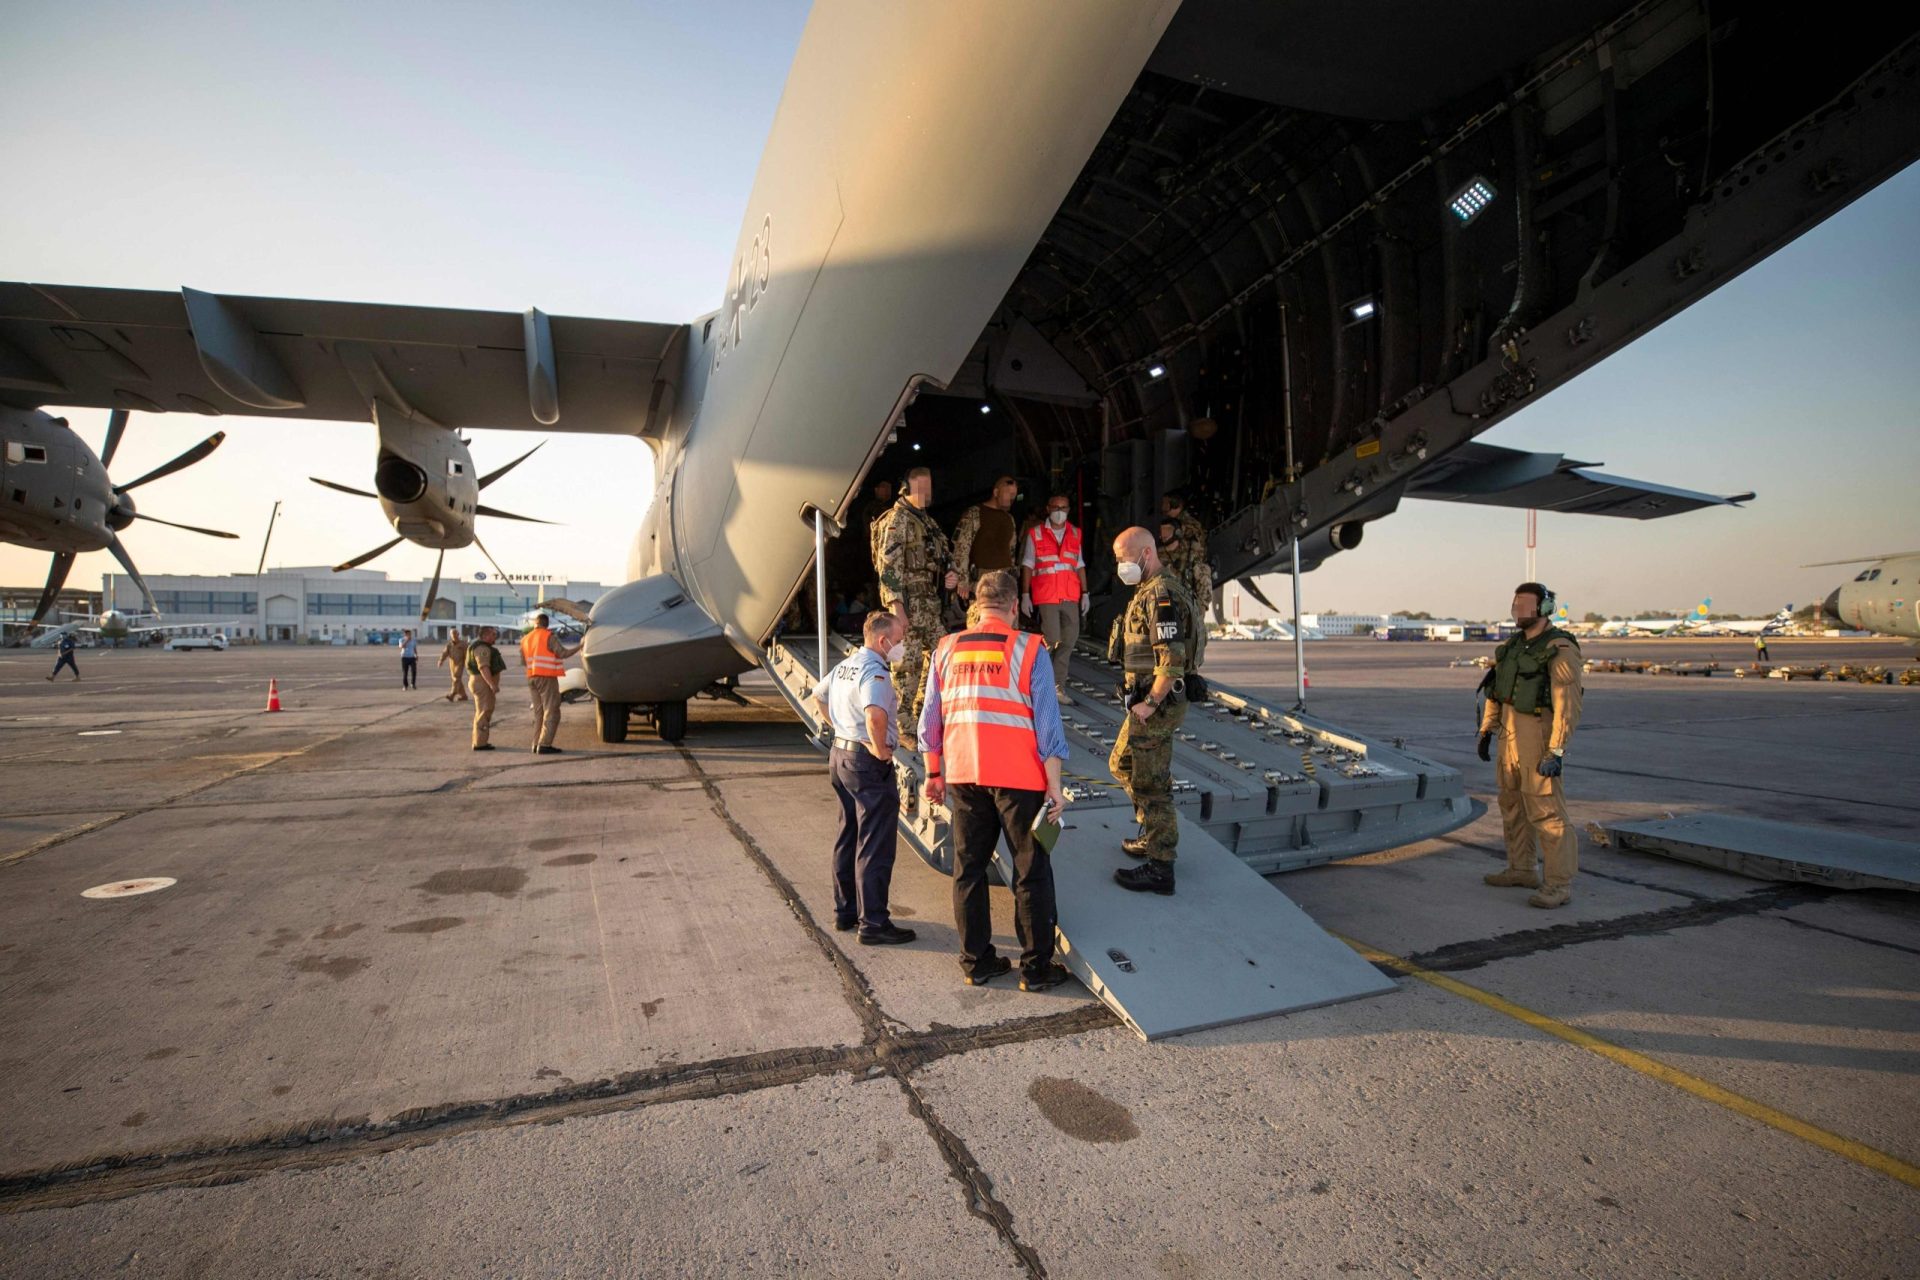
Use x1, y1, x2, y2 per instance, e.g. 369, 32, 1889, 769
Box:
466, 626, 506, 751
920, 570, 1072, 990
1478, 582, 1585, 908
438, 629, 470, 702
399, 629, 419, 690
1108, 526, 1199, 896
47, 631, 80, 682
876, 466, 959, 738
810, 611, 916, 947
1754, 634, 1771, 663
521, 614, 581, 754
1020, 493, 1090, 705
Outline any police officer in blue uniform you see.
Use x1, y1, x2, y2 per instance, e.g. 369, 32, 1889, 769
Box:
811, 611, 917, 946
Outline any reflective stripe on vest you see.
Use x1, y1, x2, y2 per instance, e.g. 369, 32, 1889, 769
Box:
1028, 524, 1082, 605
932, 626, 1047, 789
521, 628, 566, 678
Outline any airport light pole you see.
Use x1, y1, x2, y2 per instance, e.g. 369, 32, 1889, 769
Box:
256, 500, 281, 643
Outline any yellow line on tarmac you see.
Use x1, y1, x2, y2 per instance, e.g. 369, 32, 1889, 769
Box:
1339, 934, 1920, 1192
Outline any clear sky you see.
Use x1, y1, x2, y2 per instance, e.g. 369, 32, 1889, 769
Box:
4, 1, 1914, 619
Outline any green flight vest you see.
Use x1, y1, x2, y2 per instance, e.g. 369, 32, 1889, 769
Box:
1490, 626, 1580, 716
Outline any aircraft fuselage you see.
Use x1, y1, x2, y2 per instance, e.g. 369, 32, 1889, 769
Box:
1824, 555, 1920, 639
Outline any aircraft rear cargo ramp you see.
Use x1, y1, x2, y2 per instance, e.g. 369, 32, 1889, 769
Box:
767, 638, 1427, 1037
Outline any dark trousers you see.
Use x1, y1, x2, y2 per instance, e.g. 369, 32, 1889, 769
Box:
949, 782, 1055, 979
401, 656, 418, 688
51, 652, 78, 679
830, 746, 900, 932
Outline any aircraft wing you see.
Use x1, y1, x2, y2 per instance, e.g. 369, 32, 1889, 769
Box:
1408, 443, 1753, 519
0, 282, 685, 435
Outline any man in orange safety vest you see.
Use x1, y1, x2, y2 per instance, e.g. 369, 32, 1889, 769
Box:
520, 613, 580, 754
1019, 493, 1090, 706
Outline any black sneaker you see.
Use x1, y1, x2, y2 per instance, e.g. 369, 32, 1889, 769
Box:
833, 918, 857, 933
962, 955, 1014, 985
858, 924, 916, 946
1020, 963, 1074, 992
1114, 861, 1175, 895
473, 743, 496, 752
536, 745, 565, 754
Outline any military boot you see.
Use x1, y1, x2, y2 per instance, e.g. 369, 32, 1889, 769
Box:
1484, 867, 1538, 888
1114, 860, 1175, 895
1528, 885, 1572, 909
1120, 835, 1153, 859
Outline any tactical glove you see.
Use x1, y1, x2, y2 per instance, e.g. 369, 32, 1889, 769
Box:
1537, 753, 1563, 779
1476, 733, 1492, 762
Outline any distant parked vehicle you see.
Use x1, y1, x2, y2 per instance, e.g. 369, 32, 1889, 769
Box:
165, 634, 229, 652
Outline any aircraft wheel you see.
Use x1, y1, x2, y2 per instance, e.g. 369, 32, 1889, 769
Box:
656, 699, 688, 743
596, 699, 631, 744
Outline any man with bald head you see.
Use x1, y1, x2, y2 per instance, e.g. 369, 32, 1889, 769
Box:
1106, 526, 1199, 895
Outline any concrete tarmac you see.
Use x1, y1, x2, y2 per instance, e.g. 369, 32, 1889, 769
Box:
1, 638, 1915, 1277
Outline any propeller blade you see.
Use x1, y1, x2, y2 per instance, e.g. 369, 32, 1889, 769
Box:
310, 477, 380, 499
106, 535, 158, 615
27, 552, 77, 629
477, 441, 544, 491
131, 512, 241, 539
472, 535, 520, 595
101, 410, 130, 468
420, 549, 445, 621
474, 503, 557, 524
332, 537, 404, 572
114, 431, 228, 493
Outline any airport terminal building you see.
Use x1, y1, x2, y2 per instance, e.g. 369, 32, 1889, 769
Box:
100, 569, 605, 644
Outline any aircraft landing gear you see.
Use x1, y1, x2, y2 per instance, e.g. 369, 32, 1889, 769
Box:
596, 699, 630, 744
655, 699, 688, 743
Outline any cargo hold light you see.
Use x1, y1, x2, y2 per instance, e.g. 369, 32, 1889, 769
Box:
1448, 176, 1497, 225
1147, 364, 1166, 379
1346, 296, 1377, 322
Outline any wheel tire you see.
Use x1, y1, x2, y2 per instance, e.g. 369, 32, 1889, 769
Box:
656, 699, 688, 743
596, 699, 631, 744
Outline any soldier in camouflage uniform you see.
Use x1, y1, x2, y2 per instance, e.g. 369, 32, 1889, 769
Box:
1107, 526, 1198, 896
950, 474, 1020, 599
1160, 490, 1212, 629
876, 465, 959, 737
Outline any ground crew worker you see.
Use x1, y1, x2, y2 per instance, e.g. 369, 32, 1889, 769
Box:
438, 629, 470, 702
1160, 490, 1213, 627
810, 611, 915, 947
1020, 493, 1089, 705
920, 570, 1071, 990
466, 626, 505, 751
47, 631, 80, 682
1755, 634, 1771, 663
1477, 582, 1585, 908
951, 475, 1020, 598
399, 629, 419, 690
520, 614, 580, 754
877, 466, 959, 737
1108, 526, 1198, 895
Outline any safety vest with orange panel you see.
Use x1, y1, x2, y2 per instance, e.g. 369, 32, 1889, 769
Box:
520, 627, 567, 679
923, 621, 1047, 790
1025, 523, 1084, 606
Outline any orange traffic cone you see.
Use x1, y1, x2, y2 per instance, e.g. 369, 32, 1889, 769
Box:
265, 678, 282, 713
1302, 663, 1311, 689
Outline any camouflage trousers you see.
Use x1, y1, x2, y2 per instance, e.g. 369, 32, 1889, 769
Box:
890, 590, 945, 736
1109, 696, 1187, 862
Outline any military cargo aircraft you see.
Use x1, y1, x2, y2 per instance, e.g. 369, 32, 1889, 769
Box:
2, 0, 1916, 741
1815, 553, 1920, 640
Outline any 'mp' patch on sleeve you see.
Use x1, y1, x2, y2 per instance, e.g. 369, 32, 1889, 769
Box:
1154, 596, 1181, 641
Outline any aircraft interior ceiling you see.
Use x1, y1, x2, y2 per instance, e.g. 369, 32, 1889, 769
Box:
949, 0, 1920, 564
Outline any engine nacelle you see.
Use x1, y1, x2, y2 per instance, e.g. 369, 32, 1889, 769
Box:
373, 413, 477, 550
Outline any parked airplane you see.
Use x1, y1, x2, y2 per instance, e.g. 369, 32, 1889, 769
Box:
3, 2, 1915, 739
1598, 598, 1715, 636
20, 608, 230, 648
0, 409, 238, 633
1693, 606, 1795, 637
1814, 553, 1920, 640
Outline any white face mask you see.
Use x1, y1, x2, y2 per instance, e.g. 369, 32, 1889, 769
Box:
1048, 510, 1068, 527
1116, 559, 1144, 586
885, 642, 906, 664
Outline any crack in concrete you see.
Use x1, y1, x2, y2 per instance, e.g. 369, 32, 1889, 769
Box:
677, 744, 1066, 1280
1402, 884, 1826, 974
